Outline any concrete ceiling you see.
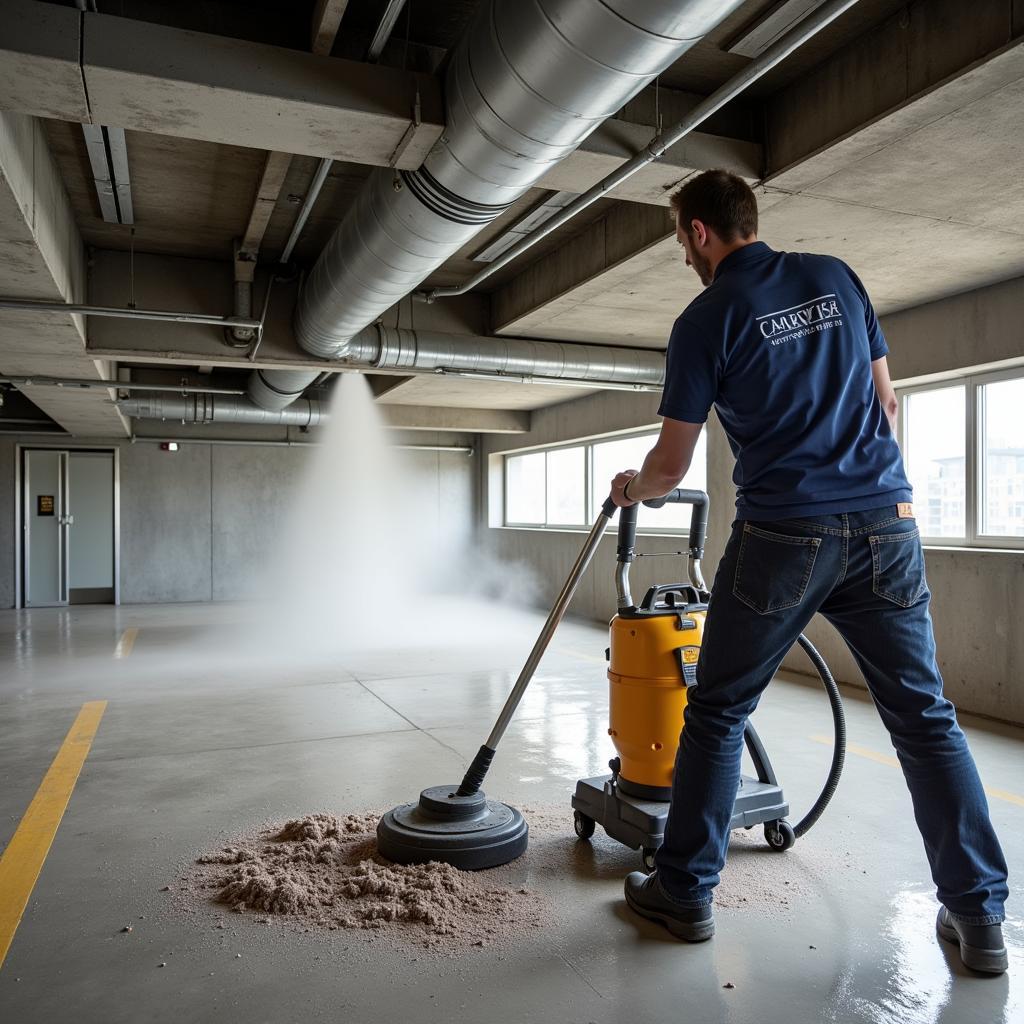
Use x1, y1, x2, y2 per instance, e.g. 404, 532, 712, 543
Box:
1, 0, 1022, 434
497, 15, 1024, 345
373, 375, 601, 411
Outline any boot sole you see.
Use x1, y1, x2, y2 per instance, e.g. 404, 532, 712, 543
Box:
936, 916, 1008, 974
624, 888, 715, 943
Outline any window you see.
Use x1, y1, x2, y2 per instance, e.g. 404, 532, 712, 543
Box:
504, 428, 707, 533
898, 368, 1024, 548
903, 385, 966, 538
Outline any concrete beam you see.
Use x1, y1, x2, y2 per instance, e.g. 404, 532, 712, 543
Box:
0, 0, 89, 122
240, 151, 294, 257
311, 0, 351, 56
491, 202, 673, 335
765, 0, 1024, 181
82, 11, 443, 169
381, 405, 530, 434
0, 111, 128, 437
0, 0, 443, 171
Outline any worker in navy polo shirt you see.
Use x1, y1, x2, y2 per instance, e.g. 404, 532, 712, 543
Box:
612, 169, 1008, 974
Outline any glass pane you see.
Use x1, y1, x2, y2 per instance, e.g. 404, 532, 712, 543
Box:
981, 377, 1024, 537
591, 430, 707, 531
506, 452, 545, 524
546, 447, 585, 525
904, 387, 965, 538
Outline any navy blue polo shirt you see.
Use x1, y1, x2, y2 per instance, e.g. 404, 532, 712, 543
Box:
658, 241, 912, 520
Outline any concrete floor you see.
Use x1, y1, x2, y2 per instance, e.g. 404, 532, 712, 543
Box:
0, 602, 1020, 1023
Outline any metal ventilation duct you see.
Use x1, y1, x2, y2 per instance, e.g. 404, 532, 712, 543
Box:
249, 0, 743, 409
245, 325, 666, 411
117, 394, 322, 427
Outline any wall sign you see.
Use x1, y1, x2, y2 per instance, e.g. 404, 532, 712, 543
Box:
37, 494, 55, 516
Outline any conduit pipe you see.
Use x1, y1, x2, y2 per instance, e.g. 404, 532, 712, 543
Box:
0, 298, 260, 332
1, 375, 247, 396
134, 437, 474, 453
246, 324, 666, 409
250, 0, 745, 410
425, 0, 863, 300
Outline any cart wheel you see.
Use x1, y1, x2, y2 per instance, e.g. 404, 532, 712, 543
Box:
573, 810, 596, 841
641, 847, 657, 872
764, 819, 796, 851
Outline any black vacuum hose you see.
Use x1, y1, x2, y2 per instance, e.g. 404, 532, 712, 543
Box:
791, 632, 847, 838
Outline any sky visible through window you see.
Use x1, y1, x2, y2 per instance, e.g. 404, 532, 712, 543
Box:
903, 376, 1024, 540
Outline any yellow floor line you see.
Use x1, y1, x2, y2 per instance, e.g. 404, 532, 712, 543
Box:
113, 628, 138, 659
0, 701, 107, 969
810, 734, 1024, 808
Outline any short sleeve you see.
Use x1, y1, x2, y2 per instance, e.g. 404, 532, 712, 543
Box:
657, 316, 720, 424
845, 265, 888, 359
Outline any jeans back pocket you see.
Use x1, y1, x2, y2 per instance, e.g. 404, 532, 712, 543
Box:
869, 528, 927, 607
733, 524, 821, 615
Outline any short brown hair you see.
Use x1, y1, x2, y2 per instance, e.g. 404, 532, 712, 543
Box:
669, 169, 758, 242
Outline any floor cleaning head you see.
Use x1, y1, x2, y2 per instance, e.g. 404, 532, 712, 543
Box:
376, 785, 528, 871
376, 497, 622, 870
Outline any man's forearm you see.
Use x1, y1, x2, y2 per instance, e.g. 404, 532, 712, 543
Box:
626, 453, 689, 502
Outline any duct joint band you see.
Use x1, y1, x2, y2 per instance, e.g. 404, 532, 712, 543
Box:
400, 167, 514, 226
256, 370, 308, 398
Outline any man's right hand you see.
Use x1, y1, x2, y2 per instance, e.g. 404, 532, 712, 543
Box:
611, 470, 640, 508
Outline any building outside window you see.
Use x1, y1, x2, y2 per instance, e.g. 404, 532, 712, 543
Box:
898, 369, 1024, 547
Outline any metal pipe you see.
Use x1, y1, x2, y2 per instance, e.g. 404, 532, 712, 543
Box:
280, 158, 332, 264
615, 561, 633, 610
131, 436, 473, 453
484, 507, 615, 749
424, 0, 863, 301
0, 298, 261, 331
117, 394, 322, 427
247, 324, 667, 410
1, 375, 246, 396
367, 0, 408, 62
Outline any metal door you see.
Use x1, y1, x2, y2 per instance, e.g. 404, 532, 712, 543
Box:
24, 449, 69, 606
68, 452, 115, 604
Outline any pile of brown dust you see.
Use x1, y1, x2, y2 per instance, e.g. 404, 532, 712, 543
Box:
186, 811, 542, 948
182, 805, 825, 952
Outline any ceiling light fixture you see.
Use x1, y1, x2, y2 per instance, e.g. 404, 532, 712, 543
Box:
82, 125, 134, 225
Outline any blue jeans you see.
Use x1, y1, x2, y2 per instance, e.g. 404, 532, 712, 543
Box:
654, 507, 1008, 925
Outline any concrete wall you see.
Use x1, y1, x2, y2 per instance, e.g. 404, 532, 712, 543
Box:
481, 276, 1024, 724
1, 431, 477, 606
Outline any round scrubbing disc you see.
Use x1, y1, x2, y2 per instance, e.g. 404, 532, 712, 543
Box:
376, 786, 528, 870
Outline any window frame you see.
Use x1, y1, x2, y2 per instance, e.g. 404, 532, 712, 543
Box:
502, 428, 705, 535
897, 366, 1024, 551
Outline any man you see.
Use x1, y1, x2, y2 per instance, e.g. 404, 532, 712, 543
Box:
611, 169, 1008, 974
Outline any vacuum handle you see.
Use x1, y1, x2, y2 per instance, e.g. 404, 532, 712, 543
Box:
615, 487, 709, 559
641, 488, 709, 559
